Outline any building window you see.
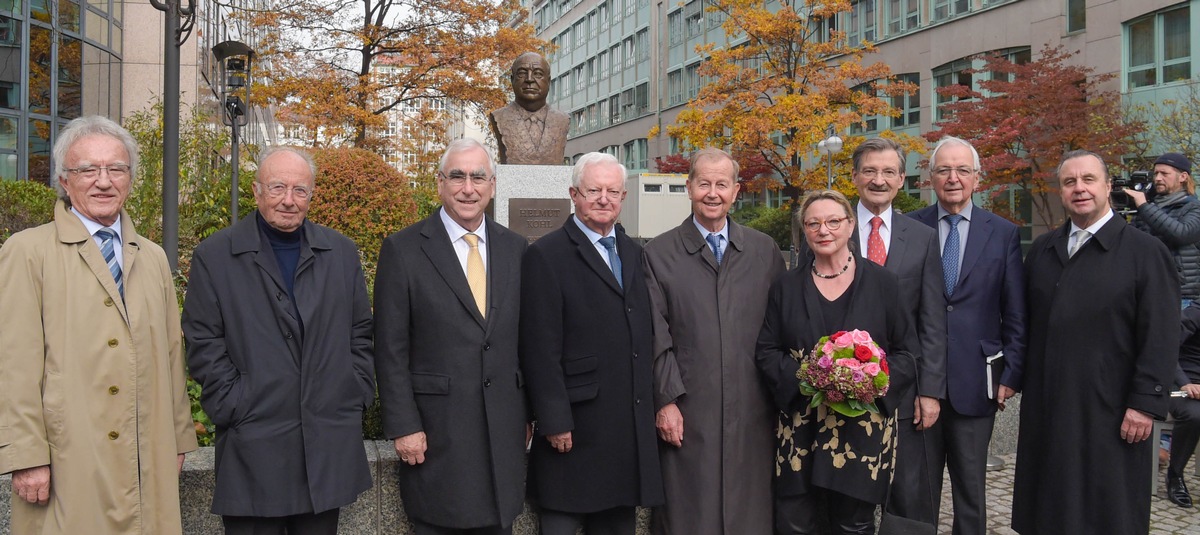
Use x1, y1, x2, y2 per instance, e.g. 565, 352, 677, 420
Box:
559, 29, 571, 54
847, 0, 876, 45
668, 69, 682, 105
611, 44, 622, 74
636, 82, 648, 114
624, 37, 635, 68
1066, 0, 1084, 33
623, 138, 648, 169
891, 72, 920, 128
668, 9, 683, 46
644, 183, 662, 192
685, 0, 702, 38
599, 99, 610, 127
575, 64, 585, 91
708, 2, 726, 28
886, 0, 919, 36
609, 94, 621, 122
621, 88, 635, 119
599, 51, 608, 79
636, 29, 648, 62
933, 57, 972, 121
599, 1, 609, 29
575, 21, 586, 48
1127, 6, 1191, 90
588, 10, 598, 38
930, 0, 968, 22
849, 82, 880, 134
669, 184, 686, 193
684, 62, 700, 99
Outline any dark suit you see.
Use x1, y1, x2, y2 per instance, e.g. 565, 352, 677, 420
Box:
519, 217, 664, 531
183, 213, 375, 518
850, 206, 947, 524
909, 203, 1027, 535
374, 213, 529, 530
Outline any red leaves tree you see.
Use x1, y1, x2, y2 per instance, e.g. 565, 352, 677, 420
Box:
928, 45, 1145, 227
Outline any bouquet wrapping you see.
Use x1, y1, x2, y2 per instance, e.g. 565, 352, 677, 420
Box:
795, 329, 890, 417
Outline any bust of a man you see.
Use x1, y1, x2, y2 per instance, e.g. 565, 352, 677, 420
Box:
488, 52, 569, 165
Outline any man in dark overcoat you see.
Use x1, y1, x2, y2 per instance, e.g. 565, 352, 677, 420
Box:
374, 138, 529, 534
520, 152, 664, 535
1012, 150, 1179, 535
642, 148, 784, 535
908, 136, 1026, 535
183, 146, 376, 533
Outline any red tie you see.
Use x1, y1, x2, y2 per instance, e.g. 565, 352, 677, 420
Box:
867, 216, 887, 266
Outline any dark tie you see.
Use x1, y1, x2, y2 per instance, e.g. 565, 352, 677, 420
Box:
867, 216, 887, 266
942, 214, 963, 296
706, 233, 724, 265
599, 236, 623, 289
96, 228, 124, 299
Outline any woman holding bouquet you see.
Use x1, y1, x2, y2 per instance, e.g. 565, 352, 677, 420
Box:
756, 190, 919, 534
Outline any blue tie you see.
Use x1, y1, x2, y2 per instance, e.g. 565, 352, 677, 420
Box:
942, 214, 963, 296
96, 228, 124, 299
706, 233, 724, 265
599, 236, 623, 289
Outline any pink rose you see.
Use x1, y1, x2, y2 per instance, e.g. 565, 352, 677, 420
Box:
869, 343, 884, 358
822, 341, 835, 356
837, 358, 863, 370
863, 362, 882, 376
832, 333, 854, 349
849, 330, 872, 345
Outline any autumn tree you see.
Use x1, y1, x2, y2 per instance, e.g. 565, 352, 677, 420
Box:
928, 45, 1145, 227
658, 0, 917, 203
241, 0, 545, 151
1142, 79, 1200, 165
654, 150, 774, 183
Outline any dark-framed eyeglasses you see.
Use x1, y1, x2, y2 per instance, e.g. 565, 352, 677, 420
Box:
804, 216, 850, 233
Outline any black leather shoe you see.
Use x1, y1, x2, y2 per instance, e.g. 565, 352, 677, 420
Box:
1167, 470, 1193, 508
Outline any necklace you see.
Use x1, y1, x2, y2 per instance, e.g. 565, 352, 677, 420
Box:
812, 255, 853, 279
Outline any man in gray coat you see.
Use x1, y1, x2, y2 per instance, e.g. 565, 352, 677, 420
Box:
183, 146, 376, 534
642, 148, 784, 535
375, 138, 529, 534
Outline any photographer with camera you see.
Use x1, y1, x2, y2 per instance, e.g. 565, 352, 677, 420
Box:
1126, 153, 1200, 308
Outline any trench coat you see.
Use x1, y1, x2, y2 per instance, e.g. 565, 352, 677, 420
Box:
374, 213, 529, 529
520, 217, 664, 513
0, 200, 198, 534
182, 213, 375, 516
1012, 214, 1178, 535
641, 216, 784, 535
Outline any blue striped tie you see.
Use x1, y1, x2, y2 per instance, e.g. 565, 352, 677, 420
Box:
706, 233, 724, 265
599, 236, 622, 289
96, 228, 124, 299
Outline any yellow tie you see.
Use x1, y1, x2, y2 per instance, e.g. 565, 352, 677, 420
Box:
463, 233, 486, 317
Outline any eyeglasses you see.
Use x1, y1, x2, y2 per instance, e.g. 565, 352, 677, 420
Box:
804, 216, 850, 233
257, 182, 313, 200
856, 168, 900, 179
574, 187, 624, 201
932, 166, 977, 178
440, 171, 493, 187
66, 164, 131, 180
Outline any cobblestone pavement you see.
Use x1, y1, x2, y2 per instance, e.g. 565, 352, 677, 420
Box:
937, 454, 1200, 534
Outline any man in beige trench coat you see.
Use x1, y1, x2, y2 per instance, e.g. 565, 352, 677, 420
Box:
0, 115, 198, 534
642, 148, 785, 534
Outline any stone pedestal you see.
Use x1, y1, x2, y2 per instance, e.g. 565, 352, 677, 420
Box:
494, 164, 574, 237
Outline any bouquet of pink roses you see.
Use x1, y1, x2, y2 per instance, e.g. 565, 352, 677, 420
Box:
794, 329, 890, 417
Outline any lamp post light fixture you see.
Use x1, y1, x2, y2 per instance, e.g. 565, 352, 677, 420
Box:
817, 129, 843, 189
212, 41, 255, 225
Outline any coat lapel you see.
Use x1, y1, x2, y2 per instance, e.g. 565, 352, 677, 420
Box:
885, 215, 908, 271
483, 219, 515, 336
956, 210, 993, 287
54, 201, 129, 324
420, 215, 486, 328
676, 215, 717, 272
564, 217, 624, 295
294, 220, 332, 335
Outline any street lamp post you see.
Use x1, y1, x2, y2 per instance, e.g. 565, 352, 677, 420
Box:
212, 41, 255, 225
148, 0, 195, 271
817, 128, 843, 190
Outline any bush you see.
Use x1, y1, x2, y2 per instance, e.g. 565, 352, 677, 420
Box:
0, 180, 57, 246
735, 203, 792, 250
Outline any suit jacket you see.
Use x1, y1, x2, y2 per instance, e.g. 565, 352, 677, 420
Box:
1013, 214, 1178, 534
909, 204, 1027, 416
374, 213, 528, 529
850, 206, 947, 417
755, 259, 918, 502
183, 213, 375, 516
519, 217, 664, 513
488, 102, 569, 165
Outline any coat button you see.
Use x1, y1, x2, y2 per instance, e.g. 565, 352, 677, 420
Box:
636, 398, 641, 404
633, 352, 638, 358
104, 297, 114, 307
109, 386, 119, 395
946, 305, 954, 312
108, 338, 119, 347
108, 431, 119, 440
276, 292, 284, 301
285, 332, 293, 339
484, 379, 492, 387
1155, 385, 1164, 393
627, 307, 633, 313
483, 343, 491, 351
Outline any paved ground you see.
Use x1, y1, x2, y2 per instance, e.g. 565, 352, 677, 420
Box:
944, 453, 1200, 534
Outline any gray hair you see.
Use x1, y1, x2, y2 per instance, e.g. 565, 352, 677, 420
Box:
688, 148, 739, 181
53, 115, 140, 202
439, 138, 496, 176
929, 136, 981, 172
852, 137, 906, 174
257, 146, 317, 182
571, 152, 627, 188
1058, 149, 1110, 181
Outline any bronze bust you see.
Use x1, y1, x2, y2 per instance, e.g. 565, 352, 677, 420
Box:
489, 52, 569, 165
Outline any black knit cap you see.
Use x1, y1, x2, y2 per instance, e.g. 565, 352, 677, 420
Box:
1155, 152, 1192, 174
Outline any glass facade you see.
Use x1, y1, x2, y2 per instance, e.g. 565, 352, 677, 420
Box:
0, 0, 120, 183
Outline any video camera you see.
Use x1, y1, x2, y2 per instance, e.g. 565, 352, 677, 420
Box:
1112, 170, 1154, 213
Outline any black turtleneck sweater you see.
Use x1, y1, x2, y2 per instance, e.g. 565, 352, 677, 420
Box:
257, 213, 304, 333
